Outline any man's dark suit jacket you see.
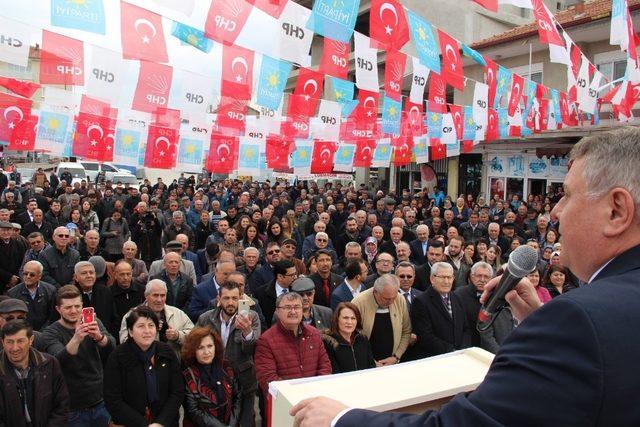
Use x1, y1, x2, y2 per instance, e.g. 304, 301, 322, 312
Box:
413, 264, 432, 291
410, 286, 470, 358
409, 239, 429, 266
378, 240, 399, 259
455, 283, 482, 347
253, 279, 278, 329
309, 272, 342, 308
336, 244, 640, 426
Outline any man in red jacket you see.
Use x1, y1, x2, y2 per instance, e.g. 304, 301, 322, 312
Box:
254, 291, 332, 395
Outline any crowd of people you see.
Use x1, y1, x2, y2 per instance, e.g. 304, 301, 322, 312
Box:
0, 168, 573, 426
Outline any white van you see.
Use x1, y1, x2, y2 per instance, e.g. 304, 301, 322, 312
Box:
80, 161, 132, 182
55, 162, 87, 185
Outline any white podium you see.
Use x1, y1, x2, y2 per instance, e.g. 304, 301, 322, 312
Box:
268, 347, 494, 427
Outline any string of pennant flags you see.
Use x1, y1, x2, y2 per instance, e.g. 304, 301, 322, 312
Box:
0, 0, 638, 178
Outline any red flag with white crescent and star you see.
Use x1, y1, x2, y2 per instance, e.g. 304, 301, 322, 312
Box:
392, 135, 413, 166
120, 1, 168, 63
8, 114, 38, 151
221, 44, 254, 100
0, 77, 40, 99
448, 104, 464, 140
40, 31, 85, 86
0, 92, 32, 143
353, 139, 377, 168
438, 30, 464, 91
384, 49, 406, 102
145, 124, 180, 169
206, 133, 239, 173
485, 58, 498, 107
404, 100, 424, 137
508, 73, 523, 116
265, 134, 293, 170
369, 0, 410, 50
205, 0, 253, 45
429, 138, 447, 161
311, 140, 337, 174
292, 68, 325, 117
74, 112, 114, 161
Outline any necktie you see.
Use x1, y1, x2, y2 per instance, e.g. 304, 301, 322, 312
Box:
403, 292, 411, 305
281, 288, 288, 296
443, 294, 452, 317
322, 278, 330, 302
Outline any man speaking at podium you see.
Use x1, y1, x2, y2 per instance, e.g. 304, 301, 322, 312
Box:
292, 127, 640, 426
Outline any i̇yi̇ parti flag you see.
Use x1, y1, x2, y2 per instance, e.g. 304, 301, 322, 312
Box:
51, 0, 106, 34
257, 54, 292, 111
407, 10, 440, 73
381, 94, 402, 135
307, 0, 360, 42
171, 21, 213, 53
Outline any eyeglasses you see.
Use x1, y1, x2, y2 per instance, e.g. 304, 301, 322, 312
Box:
283, 272, 298, 278
398, 275, 414, 279
434, 275, 455, 281
277, 305, 302, 311
22, 271, 38, 277
267, 249, 281, 255
3, 315, 26, 321
29, 240, 42, 246
377, 259, 393, 264
315, 239, 327, 242
295, 290, 314, 297
56, 234, 70, 238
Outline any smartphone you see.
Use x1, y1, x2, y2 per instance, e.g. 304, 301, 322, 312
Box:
238, 299, 250, 315
82, 307, 95, 324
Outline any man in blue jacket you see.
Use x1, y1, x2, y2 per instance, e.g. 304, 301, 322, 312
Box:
291, 127, 640, 426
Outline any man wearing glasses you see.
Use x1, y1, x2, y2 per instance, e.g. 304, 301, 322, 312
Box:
291, 277, 332, 330
7, 261, 57, 331
251, 241, 282, 293
0, 220, 27, 293
364, 253, 395, 288
410, 262, 471, 358
254, 259, 297, 328
254, 291, 331, 396
38, 226, 80, 288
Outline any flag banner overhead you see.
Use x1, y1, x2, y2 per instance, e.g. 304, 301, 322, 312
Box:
308, 0, 360, 43
51, 0, 106, 35
121, 1, 169, 63
0, 16, 31, 67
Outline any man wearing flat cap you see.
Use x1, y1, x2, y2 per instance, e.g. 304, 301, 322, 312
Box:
291, 277, 332, 331
0, 221, 27, 293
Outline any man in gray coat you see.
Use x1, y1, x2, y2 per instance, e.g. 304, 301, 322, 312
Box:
197, 279, 261, 427
291, 277, 332, 331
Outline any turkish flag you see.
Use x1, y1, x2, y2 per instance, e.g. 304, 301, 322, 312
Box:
532, 0, 563, 46
120, 1, 168, 63
537, 98, 549, 132
151, 108, 182, 130
462, 140, 474, 153
485, 59, 498, 107
221, 44, 254, 99
73, 112, 113, 160
353, 139, 376, 167
40, 31, 84, 86
352, 90, 379, 135
206, 133, 239, 173
369, 0, 410, 50
404, 100, 424, 137
559, 91, 573, 126
217, 95, 248, 136
320, 38, 350, 80
473, 0, 498, 12
428, 72, 448, 113
384, 49, 406, 102
627, 12, 639, 65
486, 108, 499, 141
145, 124, 179, 169
248, 0, 287, 18
132, 61, 173, 113
0, 92, 32, 142
392, 135, 413, 166
205, 0, 253, 45
311, 140, 337, 174
8, 114, 38, 151
266, 134, 293, 170
438, 30, 464, 91
430, 138, 447, 161
449, 104, 464, 140
0, 77, 40, 98
292, 68, 325, 117
508, 73, 523, 116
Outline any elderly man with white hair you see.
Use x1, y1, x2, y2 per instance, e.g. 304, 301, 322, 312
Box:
410, 224, 430, 265
119, 278, 193, 354
161, 209, 195, 250
7, 260, 57, 330
148, 251, 194, 312
410, 262, 471, 358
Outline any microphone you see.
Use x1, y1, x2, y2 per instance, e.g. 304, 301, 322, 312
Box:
477, 244, 539, 332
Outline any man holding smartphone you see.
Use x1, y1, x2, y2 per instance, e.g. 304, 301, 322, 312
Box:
41, 284, 115, 427
197, 279, 261, 427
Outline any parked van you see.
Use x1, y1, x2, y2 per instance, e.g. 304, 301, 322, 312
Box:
79, 161, 132, 182
55, 162, 87, 185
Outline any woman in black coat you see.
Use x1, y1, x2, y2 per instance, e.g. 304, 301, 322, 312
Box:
104, 306, 184, 427
322, 302, 376, 373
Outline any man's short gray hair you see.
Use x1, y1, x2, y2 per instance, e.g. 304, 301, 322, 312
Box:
244, 246, 259, 256
276, 291, 302, 307
571, 127, 640, 216
373, 273, 400, 292
172, 210, 184, 218
145, 279, 167, 295
74, 261, 94, 275
416, 224, 429, 233
395, 261, 415, 274
216, 259, 236, 270
24, 260, 43, 274
430, 262, 454, 277
344, 241, 361, 252
470, 261, 493, 276
396, 241, 410, 251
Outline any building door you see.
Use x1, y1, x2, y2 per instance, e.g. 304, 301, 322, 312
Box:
458, 154, 483, 198
528, 179, 547, 198
506, 178, 524, 202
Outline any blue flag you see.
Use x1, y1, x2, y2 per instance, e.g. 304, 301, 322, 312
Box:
550, 89, 561, 124
413, 136, 428, 159
115, 129, 141, 162
407, 11, 441, 73
426, 109, 443, 139
381, 95, 402, 135
238, 142, 261, 171
292, 141, 313, 169
38, 110, 70, 155
331, 77, 356, 116
177, 137, 204, 170
342, 99, 359, 117
463, 106, 476, 140
372, 140, 392, 165
497, 107, 509, 138
334, 144, 355, 170
612, 0, 627, 21
462, 44, 487, 66
307, 0, 360, 42
172, 21, 213, 53
50, 0, 106, 34
494, 66, 511, 109
257, 55, 292, 110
